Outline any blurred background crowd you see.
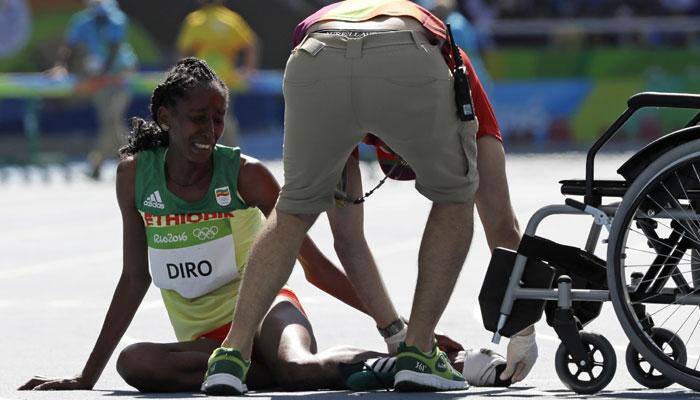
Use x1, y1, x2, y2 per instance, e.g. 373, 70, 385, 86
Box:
1, 0, 699, 179
469, 0, 700, 18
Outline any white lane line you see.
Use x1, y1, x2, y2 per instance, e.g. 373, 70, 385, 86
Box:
48, 299, 100, 309
0, 297, 162, 312
0, 250, 120, 279
0, 299, 104, 310
294, 296, 322, 305
120, 335, 140, 345
139, 299, 165, 311
0, 299, 164, 311
374, 240, 420, 257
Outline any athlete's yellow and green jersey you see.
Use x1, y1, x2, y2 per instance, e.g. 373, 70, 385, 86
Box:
135, 145, 263, 342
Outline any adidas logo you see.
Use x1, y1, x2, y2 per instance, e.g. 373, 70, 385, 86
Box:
144, 190, 165, 209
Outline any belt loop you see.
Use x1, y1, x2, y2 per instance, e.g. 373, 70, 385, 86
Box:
345, 38, 362, 59
409, 30, 422, 49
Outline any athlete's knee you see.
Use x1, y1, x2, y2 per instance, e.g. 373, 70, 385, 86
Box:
116, 343, 161, 391
274, 356, 321, 390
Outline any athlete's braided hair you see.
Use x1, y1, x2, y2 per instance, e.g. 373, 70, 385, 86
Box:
119, 57, 228, 158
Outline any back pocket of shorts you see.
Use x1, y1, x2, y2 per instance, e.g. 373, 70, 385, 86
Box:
458, 118, 479, 177
385, 76, 438, 87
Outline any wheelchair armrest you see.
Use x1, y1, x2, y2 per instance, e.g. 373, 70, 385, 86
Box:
628, 92, 700, 110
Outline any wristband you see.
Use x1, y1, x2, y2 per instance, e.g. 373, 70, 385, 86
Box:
377, 318, 406, 339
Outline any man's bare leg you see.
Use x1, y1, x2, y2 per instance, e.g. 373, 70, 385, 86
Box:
221, 209, 318, 359
404, 201, 474, 352
327, 155, 400, 330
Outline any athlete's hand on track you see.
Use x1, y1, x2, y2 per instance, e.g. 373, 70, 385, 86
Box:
18, 375, 93, 390
435, 332, 465, 353
436, 332, 466, 369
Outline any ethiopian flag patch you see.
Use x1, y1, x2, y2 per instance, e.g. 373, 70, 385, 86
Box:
214, 186, 232, 206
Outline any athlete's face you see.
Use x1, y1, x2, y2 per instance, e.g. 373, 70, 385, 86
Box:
159, 84, 227, 163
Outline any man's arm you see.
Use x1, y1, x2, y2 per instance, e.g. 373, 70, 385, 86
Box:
46, 44, 74, 78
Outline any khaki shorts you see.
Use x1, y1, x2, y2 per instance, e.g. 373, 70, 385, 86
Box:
278, 30, 479, 214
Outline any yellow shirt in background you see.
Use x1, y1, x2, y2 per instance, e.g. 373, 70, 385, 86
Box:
177, 4, 255, 90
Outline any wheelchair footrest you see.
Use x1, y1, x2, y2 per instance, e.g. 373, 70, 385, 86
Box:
518, 235, 607, 289
479, 248, 556, 338
517, 235, 607, 326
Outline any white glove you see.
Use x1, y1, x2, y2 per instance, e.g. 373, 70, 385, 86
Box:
500, 331, 537, 383
384, 324, 407, 354
460, 348, 506, 386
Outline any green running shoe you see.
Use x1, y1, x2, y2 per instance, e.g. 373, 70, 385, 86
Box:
394, 342, 469, 392
201, 347, 250, 396
340, 356, 397, 391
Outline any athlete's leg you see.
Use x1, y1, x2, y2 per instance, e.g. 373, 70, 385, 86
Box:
116, 338, 275, 392
327, 154, 400, 331
254, 296, 384, 390
475, 136, 521, 251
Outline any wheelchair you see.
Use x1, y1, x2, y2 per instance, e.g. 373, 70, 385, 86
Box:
479, 92, 700, 394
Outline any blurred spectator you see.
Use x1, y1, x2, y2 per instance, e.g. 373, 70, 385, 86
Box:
177, 0, 259, 147
464, 0, 700, 18
0, 0, 32, 58
661, 0, 698, 14
452, 0, 700, 48
48, 0, 137, 180
421, 0, 494, 91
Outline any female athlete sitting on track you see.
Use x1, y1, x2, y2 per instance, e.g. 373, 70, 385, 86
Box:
18, 57, 477, 393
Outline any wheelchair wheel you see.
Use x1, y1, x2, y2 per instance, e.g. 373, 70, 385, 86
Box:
625, 327, 687, 389
554, 331, 616, 394
608, 139, 700, 391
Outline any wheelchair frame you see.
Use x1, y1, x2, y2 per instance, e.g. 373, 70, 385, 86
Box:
487, 92, 700, 394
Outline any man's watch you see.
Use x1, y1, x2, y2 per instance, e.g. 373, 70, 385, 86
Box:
377, 318, 406, 339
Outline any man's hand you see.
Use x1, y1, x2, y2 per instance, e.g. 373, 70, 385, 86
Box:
383, 323, 407, 354
18, 375, 93, 391
45, 65, 68, 79
500, 328, 537, 383
435, 331, 465, 367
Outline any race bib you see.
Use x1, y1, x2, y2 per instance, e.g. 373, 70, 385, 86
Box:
146, 219, 238, 299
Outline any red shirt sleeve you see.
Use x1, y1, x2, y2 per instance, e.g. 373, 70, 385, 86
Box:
459, 48, 502, 142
